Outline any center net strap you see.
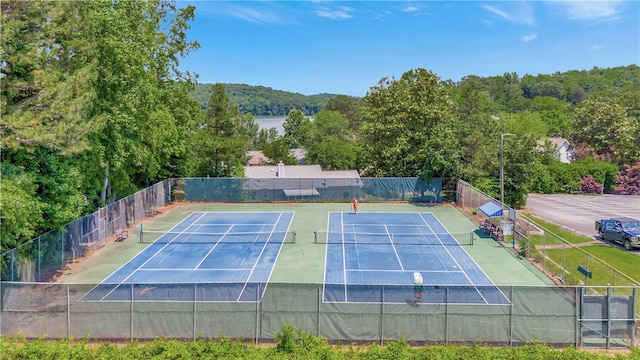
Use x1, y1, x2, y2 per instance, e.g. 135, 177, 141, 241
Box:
140, 230, 296, 244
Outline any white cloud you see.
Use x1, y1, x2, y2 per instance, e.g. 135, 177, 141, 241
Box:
315, 6, 354, 20
401, 5, 420, 13
522, 33, 538, 42
482, 3, 536, 26
192, 2, 287, 25
554, 1, 622, 22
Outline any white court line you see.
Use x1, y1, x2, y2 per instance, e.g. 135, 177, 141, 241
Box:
384, 225, 404, 271
237, 212, 284, 301
419, 213, 489, 304
194, 225, 233, 269
99, 213, 209, 301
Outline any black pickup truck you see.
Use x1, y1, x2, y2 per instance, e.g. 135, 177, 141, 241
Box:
595, 218, 640, 250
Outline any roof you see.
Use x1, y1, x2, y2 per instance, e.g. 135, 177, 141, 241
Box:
549, 136, 569, 149
244, 164, 360, 179
247, 151, 270, 166
479, 201, 503, 218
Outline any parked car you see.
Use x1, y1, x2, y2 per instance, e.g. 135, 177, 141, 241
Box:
594, 217, 640, 250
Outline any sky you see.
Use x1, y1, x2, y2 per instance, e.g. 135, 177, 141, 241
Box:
179, 1, 640, 97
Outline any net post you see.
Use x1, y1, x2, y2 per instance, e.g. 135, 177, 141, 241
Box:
139, 223, 143, 243
470, 231, 474, 246
314, 231, 317, 244
292, 231, 296, 244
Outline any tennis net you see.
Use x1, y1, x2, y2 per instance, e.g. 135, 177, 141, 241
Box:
313, 231, 474, 246
140, 230, 296, 244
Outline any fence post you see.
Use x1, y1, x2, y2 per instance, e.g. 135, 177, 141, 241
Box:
606, 285, 611, 348
380, 285, 384, 345
317, 283, 321, 337
67, 284, 71, 338
509, 286, 514, 345
575, 287, 580, 347
130, 284, 134, 340
445, 286, 449, 345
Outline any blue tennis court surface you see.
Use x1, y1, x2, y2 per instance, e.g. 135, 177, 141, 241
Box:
80, 212, 293, 302
323, 212, 510, 305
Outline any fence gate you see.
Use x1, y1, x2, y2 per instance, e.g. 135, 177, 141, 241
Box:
579, 287, 637, 348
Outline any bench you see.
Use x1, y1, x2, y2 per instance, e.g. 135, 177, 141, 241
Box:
116, 230, 128, 242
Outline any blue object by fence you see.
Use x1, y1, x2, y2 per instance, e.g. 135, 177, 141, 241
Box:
479, 201, 503, 218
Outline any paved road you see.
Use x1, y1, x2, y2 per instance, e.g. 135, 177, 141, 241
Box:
523, 194, 640, 252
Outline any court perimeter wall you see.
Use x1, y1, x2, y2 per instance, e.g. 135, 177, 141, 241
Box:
1, 282, 636, 348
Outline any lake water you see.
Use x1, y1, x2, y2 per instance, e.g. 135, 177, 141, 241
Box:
255, 116, 286, 135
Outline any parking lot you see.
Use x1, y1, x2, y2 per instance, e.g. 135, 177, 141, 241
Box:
523, 194, 640, 246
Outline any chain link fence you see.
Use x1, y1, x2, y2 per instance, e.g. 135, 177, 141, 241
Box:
1, 180, 171, 282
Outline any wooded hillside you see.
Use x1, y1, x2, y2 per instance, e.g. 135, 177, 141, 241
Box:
191, 83, 334, 116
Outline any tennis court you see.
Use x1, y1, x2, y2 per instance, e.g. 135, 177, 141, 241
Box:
80, 212, 294, 302
322, 212, 510, 305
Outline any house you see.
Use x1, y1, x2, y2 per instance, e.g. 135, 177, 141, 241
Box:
246, 149, 307, 166
548, 135, 575, 163
247, 151, 270, 166
243, 162, 362, 201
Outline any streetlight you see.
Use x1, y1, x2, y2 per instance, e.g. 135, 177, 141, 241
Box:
500, 133, 515, 205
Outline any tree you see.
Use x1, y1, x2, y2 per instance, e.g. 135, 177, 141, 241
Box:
261, 139, 297, 165
1, 0, 200, 247
255, 127, 280, 149
613, 161, 640, 195
502, 134, 538, 207
450, 83, 498, 182
1, 1, 99, 154
282, 109, 311, 148
360, 68, 454, 179
571, 95, 635, 164
306, 139, 358, 170
189, 84, 252, 177
323, 95, 364, 131
580, 175, 603, 194
0, 169, 43, 252
307, 109, 351, 144
531, 96, 572, 137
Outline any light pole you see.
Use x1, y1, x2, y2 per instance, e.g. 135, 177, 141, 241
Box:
500, 133, 515, 205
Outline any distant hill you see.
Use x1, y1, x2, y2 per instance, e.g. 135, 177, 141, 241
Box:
191, 65, 640, 117
191, 83, 337, 116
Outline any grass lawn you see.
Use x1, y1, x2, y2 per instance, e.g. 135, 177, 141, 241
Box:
521, 214, 639, 285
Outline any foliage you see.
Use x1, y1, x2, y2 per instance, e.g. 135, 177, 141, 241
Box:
361, 68, 454, 179
256, 127, 280, 150
449, 83, 497, 183
1, 332, 633, 359
191, 83, 334, 116
323, 95, 365, 131
261, 139, 298, 165
187, 84, 253, 177
526, 162, 556, 194
502, 133, 538, 207
282, 109, 312, 148
546, 157, 618, 194
613, 161, 640, 195
579, 175, 603, 194
274, 322, 296, 353
0, 169, 43, 252
571, 94, 636, 165
1, 0, 200, 251
306, 138, 359, 170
